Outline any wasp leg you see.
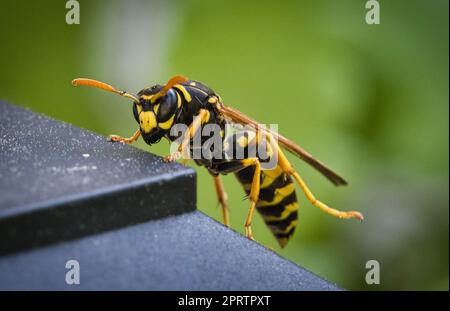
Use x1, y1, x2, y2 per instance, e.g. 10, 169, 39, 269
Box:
243, 158, 261, 240
266, 134, 363, 221
213, 158, 261, 240
213, 175, 230, 227
108, 129, 141, 144
164, 109, 210, 162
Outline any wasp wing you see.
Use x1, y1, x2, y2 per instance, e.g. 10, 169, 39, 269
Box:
218, 104, 348, 186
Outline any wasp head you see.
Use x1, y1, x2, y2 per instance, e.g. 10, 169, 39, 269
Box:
134, 85, 179, 145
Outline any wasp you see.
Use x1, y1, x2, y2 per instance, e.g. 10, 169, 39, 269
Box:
72, 76, 363, 248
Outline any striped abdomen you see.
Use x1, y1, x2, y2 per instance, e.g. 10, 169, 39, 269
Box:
235, 164, 299, 248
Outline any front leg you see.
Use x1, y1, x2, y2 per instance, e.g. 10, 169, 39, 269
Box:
164, 109, 210, 162
108, 129, 141, 144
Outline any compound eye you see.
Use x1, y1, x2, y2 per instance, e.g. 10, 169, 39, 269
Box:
132, 103, 140, 122
156, 90, 177, 122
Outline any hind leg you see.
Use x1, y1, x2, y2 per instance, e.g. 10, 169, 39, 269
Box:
213, 158, 261, 240
243, 158, 261, 240
213, 175, 230, 227
266, 134, 363, 220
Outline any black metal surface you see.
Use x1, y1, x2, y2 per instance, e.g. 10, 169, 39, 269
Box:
0, 101, 196, 255
0, 211, 338, 290
0, 101, 339, 290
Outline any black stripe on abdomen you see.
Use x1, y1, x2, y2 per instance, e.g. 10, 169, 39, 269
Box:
235, 166, 299, 248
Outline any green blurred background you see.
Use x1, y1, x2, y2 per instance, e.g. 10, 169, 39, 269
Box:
0, 0, 448, 290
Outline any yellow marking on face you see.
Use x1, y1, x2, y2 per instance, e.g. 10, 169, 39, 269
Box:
154, 104, 160, 114
176, 92, 182, 108
190, 82, 196, 86
140, 95, 153, 100
139, 111, 157, 133
173, 84, 192, 102
158, 114, 175, 130
136, 104, 143, 115
263, 203, 299, 221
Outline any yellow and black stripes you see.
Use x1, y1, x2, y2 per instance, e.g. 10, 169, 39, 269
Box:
75, 75, 359, 249
135, 79, 301, 247
203, 129, 299, 247
134, 81, 212, 145
235, 164, 299, 248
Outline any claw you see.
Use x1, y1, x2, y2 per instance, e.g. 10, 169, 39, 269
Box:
164, 151, 181, 163
108, 135, 121, 142
350, 211, 364, 222
244, 226, 255, 241
339, 211, 364, 221
108, 135, 131, 144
